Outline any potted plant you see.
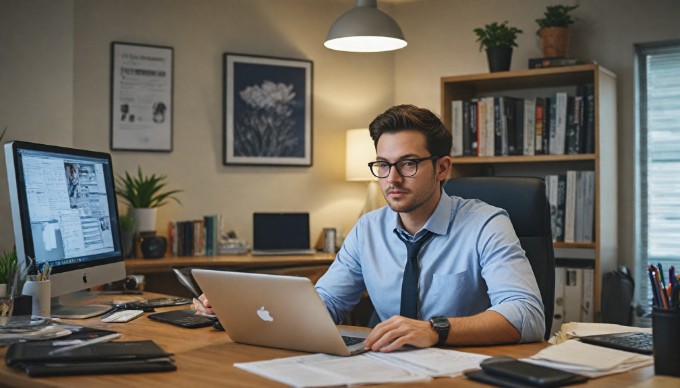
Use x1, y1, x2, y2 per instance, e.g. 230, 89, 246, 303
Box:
0, 249, 18, 297
473, 21, 523, 72
118, 214, 137, 258
536, 4, 578, 58
115, 166, 182, 233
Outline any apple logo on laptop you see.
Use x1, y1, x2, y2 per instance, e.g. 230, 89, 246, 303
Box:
257, 306, 274, 322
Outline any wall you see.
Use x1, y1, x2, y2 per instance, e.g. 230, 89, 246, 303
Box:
392, 0, 680, 272
0, 0, 74, 249
0, 0, 397, 251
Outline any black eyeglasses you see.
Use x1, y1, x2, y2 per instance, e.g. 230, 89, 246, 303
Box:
367, 155, 441, 178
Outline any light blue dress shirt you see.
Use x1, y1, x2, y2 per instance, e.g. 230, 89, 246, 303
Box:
315, 191, 545, 342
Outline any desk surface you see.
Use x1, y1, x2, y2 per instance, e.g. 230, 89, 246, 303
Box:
124, 252, 335, 273
0, 293, 671, 387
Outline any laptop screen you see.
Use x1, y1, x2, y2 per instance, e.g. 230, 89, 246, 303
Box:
253, 213, 311, 251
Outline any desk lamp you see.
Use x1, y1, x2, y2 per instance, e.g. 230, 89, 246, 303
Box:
345, 129, 385, 216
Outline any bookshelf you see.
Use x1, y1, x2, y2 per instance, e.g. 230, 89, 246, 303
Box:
440, 64, 617, 317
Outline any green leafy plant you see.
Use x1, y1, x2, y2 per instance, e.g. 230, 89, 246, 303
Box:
0, 249, 18, 285
115, 166, 182, 208
473, 21, 523, 51
536, 4, 579, 31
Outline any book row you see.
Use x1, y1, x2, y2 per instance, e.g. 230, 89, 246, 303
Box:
551, 266, 595, 337
168, 215, 222, 257
451, 84, 595, 157
546, 171, 595, 243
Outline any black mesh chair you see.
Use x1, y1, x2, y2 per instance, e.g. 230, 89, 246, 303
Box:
444, 176, 555, 340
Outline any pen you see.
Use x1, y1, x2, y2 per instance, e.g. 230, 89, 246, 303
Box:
48, 333, 122, 355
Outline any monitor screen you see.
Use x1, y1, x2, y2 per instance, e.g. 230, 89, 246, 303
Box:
5, 141, 125, 315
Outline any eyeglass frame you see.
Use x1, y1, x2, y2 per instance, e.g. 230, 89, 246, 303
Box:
367, 155, 443, 179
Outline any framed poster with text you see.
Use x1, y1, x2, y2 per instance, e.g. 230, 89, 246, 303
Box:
223, 53, 313, 166
110, 42, 173, 152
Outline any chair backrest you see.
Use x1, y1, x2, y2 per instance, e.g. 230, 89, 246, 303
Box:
444, 176, 555, 340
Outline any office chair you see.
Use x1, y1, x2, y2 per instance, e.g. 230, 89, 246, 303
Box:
443, 176, 555, 340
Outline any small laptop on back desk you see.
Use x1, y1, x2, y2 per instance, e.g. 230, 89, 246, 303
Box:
191, 269, 368, 356
251, 212, 316, 256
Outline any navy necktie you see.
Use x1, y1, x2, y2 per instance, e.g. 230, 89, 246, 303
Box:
395, 230, 434, 319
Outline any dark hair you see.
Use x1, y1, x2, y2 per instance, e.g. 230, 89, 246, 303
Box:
368, 104, 452, 157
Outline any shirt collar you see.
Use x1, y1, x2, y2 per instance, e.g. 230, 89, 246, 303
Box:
392, 189, 452, 239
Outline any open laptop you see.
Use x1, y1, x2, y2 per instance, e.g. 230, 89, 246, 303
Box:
251, 212, 316, 256
191, 269, 368, 356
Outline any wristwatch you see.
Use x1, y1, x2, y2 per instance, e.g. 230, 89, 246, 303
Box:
429, 316, 450, 346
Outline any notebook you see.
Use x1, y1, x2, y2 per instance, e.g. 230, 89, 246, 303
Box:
251, 212, 316, 255
191, 269, 368, 356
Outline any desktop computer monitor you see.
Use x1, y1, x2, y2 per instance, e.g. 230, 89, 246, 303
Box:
4, 141, 126, 318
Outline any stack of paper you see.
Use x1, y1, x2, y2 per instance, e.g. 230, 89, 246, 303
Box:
549, 322, 651, 344
234, 348, 489, 387
523, 340, 653, 378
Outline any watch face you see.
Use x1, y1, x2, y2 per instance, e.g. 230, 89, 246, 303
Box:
431, 316, 449, 328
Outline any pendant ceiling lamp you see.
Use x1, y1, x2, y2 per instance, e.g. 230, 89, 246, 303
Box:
325, 0, 407, 53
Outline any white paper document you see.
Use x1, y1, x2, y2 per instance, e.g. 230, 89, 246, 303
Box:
524, 339, 653, 378
234, 348, 489, 387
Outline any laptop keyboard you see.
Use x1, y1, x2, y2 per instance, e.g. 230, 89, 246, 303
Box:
342, 336, 364, 346
579, 332, 653, 355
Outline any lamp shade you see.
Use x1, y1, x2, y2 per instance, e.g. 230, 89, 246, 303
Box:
325, 0, 407, 53
345, 129, 376, 181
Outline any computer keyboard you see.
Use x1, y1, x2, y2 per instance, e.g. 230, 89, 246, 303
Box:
342, 336, 364, 346
579, 332, 653, 355
101, 309, 145, 323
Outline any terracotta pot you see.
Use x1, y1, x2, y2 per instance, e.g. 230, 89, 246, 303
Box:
539, 27, 570, 58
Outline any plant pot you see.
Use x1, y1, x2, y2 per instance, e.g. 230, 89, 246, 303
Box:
129, 207, 157, 233
486, 46, 513, 73
539, 27, 570, 58
122, 231, 136, 258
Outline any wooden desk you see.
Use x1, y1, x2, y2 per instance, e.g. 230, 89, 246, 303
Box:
124, 253, 335, 296
0, 293, 672, 387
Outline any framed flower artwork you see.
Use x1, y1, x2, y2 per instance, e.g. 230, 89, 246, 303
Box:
223, 53, 313, 166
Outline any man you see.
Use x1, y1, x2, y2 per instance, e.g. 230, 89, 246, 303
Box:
195, 104, 544, 352
315, 104, 544, 352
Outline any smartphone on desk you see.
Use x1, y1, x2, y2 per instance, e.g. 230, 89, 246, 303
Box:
475, 357, 588, 387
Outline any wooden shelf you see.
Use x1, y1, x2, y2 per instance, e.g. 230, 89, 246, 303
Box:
451, 154, 595, 164
554, 241, 596, 249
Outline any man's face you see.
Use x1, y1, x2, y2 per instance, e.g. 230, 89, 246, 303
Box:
375, 130, 442, 214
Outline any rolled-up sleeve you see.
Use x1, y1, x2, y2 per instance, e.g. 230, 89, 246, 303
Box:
478, 212, 545, 342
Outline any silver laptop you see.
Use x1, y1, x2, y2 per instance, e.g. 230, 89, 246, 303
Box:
192, 269, 368, 356
251, 213, 316, 256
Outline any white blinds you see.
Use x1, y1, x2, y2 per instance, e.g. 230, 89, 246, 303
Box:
636, 41, 680, 318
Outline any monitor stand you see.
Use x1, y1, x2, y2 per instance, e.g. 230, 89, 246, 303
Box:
50, 291, 113, 319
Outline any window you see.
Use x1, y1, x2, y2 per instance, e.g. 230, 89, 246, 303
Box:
635, 41, 680, 320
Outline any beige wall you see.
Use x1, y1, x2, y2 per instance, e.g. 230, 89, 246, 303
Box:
0, 0, 74, 250
3, 0, 680, 273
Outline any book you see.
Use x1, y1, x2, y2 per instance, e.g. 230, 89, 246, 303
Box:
523, 98, 536, 156
462, 100, 472, 156
583, 84, 596, 153
528, 57, 595, 69
483, 96, 495, 157
564, 171, 577, 243
582, 268, 595, 322
469, 99, 479, 156
552, 267, 566, 337
563, 268, 584, 323
535, 97, 545, 155
477, 98, 487, 157
6, 340, 175, 377
550, 92, 568, 155
451, 100, 463, 156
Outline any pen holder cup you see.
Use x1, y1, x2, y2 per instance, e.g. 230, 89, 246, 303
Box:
652, 307, 680, 377
22, 280, 51, 318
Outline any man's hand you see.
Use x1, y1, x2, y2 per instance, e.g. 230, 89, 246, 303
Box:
363, 315, 438, 352
192, 293, 215, 315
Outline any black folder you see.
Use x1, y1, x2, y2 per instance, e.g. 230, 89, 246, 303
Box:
6, 340, 176, 377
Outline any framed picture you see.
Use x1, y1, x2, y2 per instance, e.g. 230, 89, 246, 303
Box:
223, 53, 313, 166
110, 42, 173, 152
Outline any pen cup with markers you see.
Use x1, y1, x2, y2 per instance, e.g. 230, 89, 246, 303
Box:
651, 306, 680, 377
